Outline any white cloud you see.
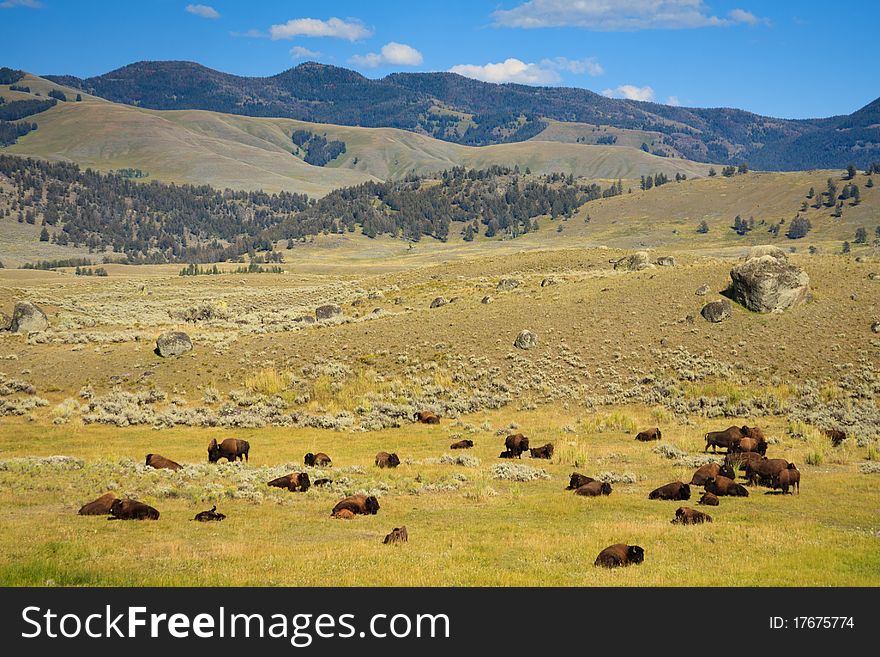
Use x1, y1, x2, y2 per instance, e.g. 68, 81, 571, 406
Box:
270, 17, 372, 41
728, 8, 766, 25
350, 42, 423, 68
602, 84, 655, 102
450, 58, 561, 85
492, 0, 763, 31
290, 46, 321, 60
185, 4, 219, 19
231, 29, 268, 39
541, 56, 604, 76
0, 0, 42, 8
667, 95, 681, 106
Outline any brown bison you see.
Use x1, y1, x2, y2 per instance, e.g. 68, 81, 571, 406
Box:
313, 478, 332, 487
450, 439, 474, 449
145, 453, 182, 471
635, 427, 662, 442
575, 481, 612, 496
108, 498, 159, 520
745, 458, 789, 487
78, 493, 118, 516
383, 526, 408, 545
193, 505, 226, 522
774, 463, 800, 494
529, 443, 554, 459
698, 491, 719, 506
704, 475, 749, 497
566, 473, 595, 490
732, 437, 767, 456
594, 544, 645, 568
268, 472, 311, 492
823, 428, 847, 447
671, 506, 713, 525
689, 463, 735, 486
208, 438, 249, 463
332, 494, 380, 517
724, 451, 764, 472
304, 452, 332, 467
705, 426, 745, 452
504, 433, 529, 458
375, 452, 400, 468
414, 411, 440, 424
498, 450, 516, 459
333, 509, 355, 520
648, 481, 691, 501
741, 426, 767, 443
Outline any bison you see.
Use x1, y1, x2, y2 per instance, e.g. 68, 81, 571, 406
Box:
145, 453, 182, 471
732, 437, 768, 456
208, 438, 249, 463
689, 463, 735, 486
704, 475, 749, 497
498, 451, 516, 459
304, 452, 332, 467
375, 452, 400, 468
744, 458, 789, 487
193, 505, 226, 522
450, 439, 474, 450
313, 478, 332, 487
774, 463, 800, 494
504, 433, 530, 458
78, 493, 118, 516
566, 473, 595, 490
529, 443, 554, 459
268, 472, 311, 492
648, 481, 691, 501
332, 494, 380, 517
741, 426, 767, 443
635, 427, 662, 442
724, 451, 764, 472
823, 428, 847, 447
594, 544, 645, 568
698, 491, 719, 506
333, 509, 355, 520
671, 506, 713, 525
108, 498, 159, 520
383, 526, 408, 545
414, 411, 440, 424
705, 426, 745, 452
575, 481, 612, 496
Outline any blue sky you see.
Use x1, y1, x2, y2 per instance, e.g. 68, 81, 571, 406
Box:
0, 0, 877, 119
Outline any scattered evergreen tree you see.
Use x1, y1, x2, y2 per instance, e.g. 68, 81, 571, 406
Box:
846, 163, 857, 180
708, 167, 716, 177
854, 227, 868, 244
697, 220, 709, 234
39, 227, 49, 241
786, 216, 812, 239
842, 241, 851, 253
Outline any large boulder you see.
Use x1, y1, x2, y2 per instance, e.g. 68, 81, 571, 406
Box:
614, 251, 653, 271
729, 255, 810, 313
156, 331, 192, 357
748, 245, 788, 261
701, 300, 732, 323
9, 302, 48, 334
315, 304, 342, 321
514, 330, 538, 350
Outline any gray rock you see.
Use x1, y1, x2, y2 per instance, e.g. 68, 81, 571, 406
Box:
729, 255, 810, 313
496, 278, 520, 291
514, 330, 538, 350
541, 277, 561, 287
701, 300, 732, 323
748, 245, 788, 261
430, 297, 448, 308
296, 315, 316, 324
481, 296, 493, 304
156, 331, 192, 357
315, 304, 342, 320
9, 301, 48, 334
613, 251, 653, 271
0, 311, 10, 331
655, 256, 676, 267
872, 322, 880, 334
695, 284, 710, 296
868, 273, 878, 281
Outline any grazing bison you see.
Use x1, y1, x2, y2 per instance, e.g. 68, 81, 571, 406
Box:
689, 463, 735, 486
304, 452, 332, 467
705, 426, 745, 452
193, 505, 226, 522
724, 451, 764, 472
383, 526, 408, 545
78, 493, 118, 516
698, 491, 719, 506
313, 478, 332, 487
414, 411, 440, 424
333, 509, 355, 520
774, 463, 800, 494
732, 437, 768, 456
375, 452, 400, 468
208, 438, 249, 463
498, 451, 516, 459
108, 498, 159, 520
672, 506, 713, 525
332, 494, 380, 517
745, 458, 789, 487
268, 472, 311, 492
594, 544, 645, 568
635, 427, 662, 442
704, 475, 749, 497
566, 473, 595, 490
450, 439, 474, 449
145, 453, 182, 471
823, 428, 847, 447
504, 433, 530, 458
575, 481, 612, 496
529, 443, 554, 459
648, 481, 691, 501
741, 426, 767, 443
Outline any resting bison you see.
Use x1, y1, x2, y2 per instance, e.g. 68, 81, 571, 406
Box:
498, 451, 516, 459
705, 426, 745, 452
823, 428, 847, 447
635, 427, 662, 442
594, 544, 645, 568
724, 451, 763, 472
575, 481, 612, 496
145, 453, 182, 471
304, 452, 332, 467
566, 473, 595, 490
193, 505, 226, 522
414, 411, 440, 424
698, 491, 719, 506
383, 526, 408, 545
208, 438, 249, 463
313, 478, 332, 487
450, 439, 474, 449
333, 509, 355, 520
704, 475, 749, 497
375, 452, 400, 468
529, 443, 554, 459
108, 498, 159, 520
744, 458, 789, 487
504, 433, 530, 458
332, 494, 380, 517
672, 506, 713, 525
774, 463, 800, 494
732, 437, 767, 456
78, 493, 118, 516
268, 472, 311, 492
648, 481, 691, 501
689, 463, 735, 486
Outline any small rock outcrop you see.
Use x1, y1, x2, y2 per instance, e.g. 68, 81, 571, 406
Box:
430, 297, 448, 308
701, 300, 732, 323
496, 278, 520, 291
514, 330, 538, 350
0, 311, 11, 331
655, 256, 676, 267
541, 277, 561, 287
729, 252, 810, 313
155, 331, 192, 357
315, 304, 342, 321
613, 251, 652, 271
695, 284, 710, 296
9, 302, 48, 334
481, 296, 493, 304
